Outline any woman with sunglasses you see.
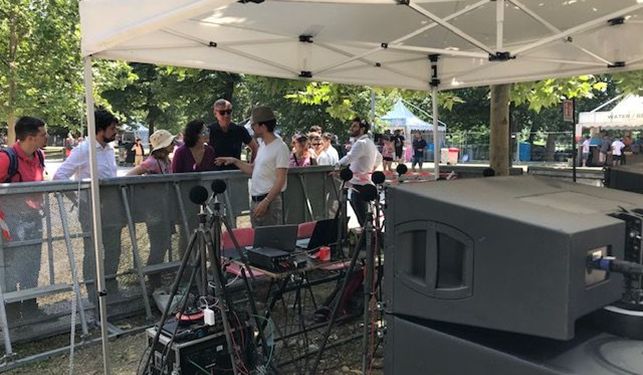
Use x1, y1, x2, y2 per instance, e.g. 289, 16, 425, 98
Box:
171, 119, 217, 173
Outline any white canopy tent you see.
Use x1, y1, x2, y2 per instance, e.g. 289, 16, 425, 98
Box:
578, 94, 643, 130
382, 99, 446, 139
79, 0, 643, 373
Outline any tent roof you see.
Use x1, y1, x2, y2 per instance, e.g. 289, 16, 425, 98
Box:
382, 99, 446, 131
80, 0, 643, 91
578, 95, 643, 129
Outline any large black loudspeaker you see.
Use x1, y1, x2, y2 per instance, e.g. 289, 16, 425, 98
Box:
384, 175, 640, 340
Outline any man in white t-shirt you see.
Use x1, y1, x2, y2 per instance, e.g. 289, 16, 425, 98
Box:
216, 106, 290, 227
611, 138, 626, 166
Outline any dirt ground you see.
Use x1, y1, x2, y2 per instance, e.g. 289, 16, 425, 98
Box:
7, 319, 384, 375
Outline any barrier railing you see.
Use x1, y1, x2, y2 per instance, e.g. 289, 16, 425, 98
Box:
0, 166, 338, 365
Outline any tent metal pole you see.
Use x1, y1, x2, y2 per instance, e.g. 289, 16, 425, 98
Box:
430, 55, 440, 180
496, 0, 504, 51
512, 4, 643, 56
82, 56, 111, 375
432, 86, 440, 180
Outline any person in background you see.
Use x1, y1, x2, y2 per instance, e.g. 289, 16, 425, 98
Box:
322, 132, 340, 165
53, 109, 122, 303
208, 99, 258, 170
131, 138, 145, 166
611, 137, 625, 166
64, 133, 75, 160
391, 129, 405, 163
599, 131, 612, 166
289, 134, 316, 167
411, 131, 428, 172
311, 133, 326, 164
581, 135, 591, 167
0, 116, 48, 321
172, 120, 217, 173
126, 129, 175, 289
381, 136, 394, 172
216, 106, 290, 227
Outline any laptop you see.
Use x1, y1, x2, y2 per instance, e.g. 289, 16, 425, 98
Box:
296, 218, 338, 250
253, 224, 298, 252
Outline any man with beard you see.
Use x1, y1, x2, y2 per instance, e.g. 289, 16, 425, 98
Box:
54, 109, 122, 303
337, 117, 381, 225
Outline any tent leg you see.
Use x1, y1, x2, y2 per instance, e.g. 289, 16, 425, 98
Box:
430, 55, 440, 180
83, 56, 111, 375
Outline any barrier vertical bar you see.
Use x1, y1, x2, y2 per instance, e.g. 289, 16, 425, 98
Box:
174, 182, 190, 241
44, 194, 55, 285
55, 192, 89, 336
119, 186, 152, 320
298, 174, 315, 221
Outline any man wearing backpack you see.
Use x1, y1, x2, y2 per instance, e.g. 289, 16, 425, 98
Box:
0, 116, 48, 321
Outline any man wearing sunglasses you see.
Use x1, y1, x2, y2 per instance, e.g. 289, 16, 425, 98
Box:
208, 99, 258, 170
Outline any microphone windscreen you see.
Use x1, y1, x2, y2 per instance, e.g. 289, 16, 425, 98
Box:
189, 186, 209, 205
396, 164, 408, 176
339, 167, 353, 182
371, 171, 386, 185
211, 179, 227, 194
360, 184, 378, 202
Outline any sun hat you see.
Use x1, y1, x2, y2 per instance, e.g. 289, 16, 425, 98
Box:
149, 129, 175, 152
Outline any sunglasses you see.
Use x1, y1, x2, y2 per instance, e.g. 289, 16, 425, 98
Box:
217, 109, 232, 116
200, 128, 210, 136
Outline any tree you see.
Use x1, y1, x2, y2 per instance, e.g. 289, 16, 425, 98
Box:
0, 0, 83, 143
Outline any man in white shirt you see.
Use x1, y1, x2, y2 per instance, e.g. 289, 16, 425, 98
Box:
216, 106, 290, 227
337, 117, 382, 225
611, 138, 626, 166
54, 109, 121, 302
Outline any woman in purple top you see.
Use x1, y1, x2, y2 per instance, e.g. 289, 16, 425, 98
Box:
171, 120, 217, 173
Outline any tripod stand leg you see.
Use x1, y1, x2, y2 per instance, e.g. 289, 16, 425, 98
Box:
362, 211, 374, 374
309, 230, 365, 375
142, 228, 199, 372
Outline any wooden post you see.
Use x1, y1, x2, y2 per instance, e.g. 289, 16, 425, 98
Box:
490, 84, 511, 176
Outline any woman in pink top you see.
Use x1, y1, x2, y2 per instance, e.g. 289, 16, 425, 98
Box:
381, 136, 394, 172
125, 129, 176, 289
127, 130, 175, 176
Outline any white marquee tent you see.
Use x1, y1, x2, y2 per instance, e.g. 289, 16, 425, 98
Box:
578, 94, 643, 130
381, 99, 446, 136
78, 0, 643, 372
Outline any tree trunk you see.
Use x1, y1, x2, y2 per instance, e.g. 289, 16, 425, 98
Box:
489, 84, 511, 176
545, 133, 556, 161
147, 120, 155, 139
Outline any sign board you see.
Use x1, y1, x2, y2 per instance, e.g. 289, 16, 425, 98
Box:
563, 100, 574, 123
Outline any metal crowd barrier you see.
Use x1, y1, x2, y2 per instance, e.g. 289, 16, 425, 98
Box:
0, 166, 338, 365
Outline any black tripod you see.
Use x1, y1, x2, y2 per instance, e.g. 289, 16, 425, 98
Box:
142, 185, 240, 375
208, 180, 273, 366
310, 182, 379, 375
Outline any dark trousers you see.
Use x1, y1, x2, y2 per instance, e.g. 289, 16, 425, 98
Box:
349, 185, 369, 226
79, 201, 123, 303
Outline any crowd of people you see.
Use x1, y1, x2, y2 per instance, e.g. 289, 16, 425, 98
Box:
0, 100, 386, 317
580, 130, 641, 167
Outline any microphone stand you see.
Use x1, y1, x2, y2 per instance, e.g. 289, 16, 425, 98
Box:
142, 195, 239, 375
